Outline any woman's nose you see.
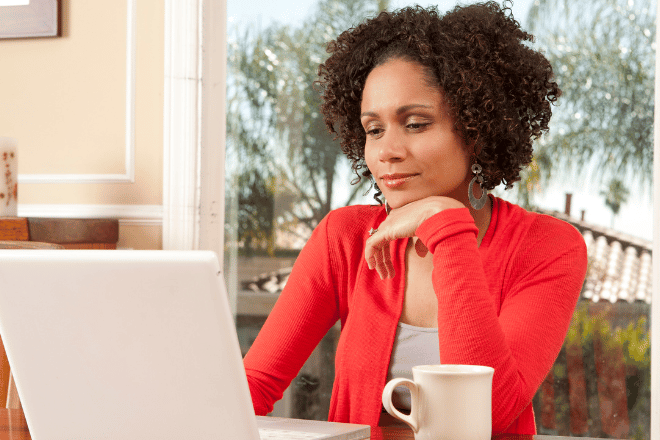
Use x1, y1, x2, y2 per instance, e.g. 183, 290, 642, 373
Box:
377, 130, 407, 162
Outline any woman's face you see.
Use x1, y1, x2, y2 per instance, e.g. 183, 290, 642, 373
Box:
361, 58, 472, 209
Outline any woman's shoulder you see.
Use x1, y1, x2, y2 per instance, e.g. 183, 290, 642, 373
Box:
493, 197, 586, 248
491, 197, 588, 288
311, 204, 386, 244
324, 204, 385, 228
301, 205, 386, 264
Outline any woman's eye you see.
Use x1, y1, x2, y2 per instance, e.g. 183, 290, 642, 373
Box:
407, 121, 429, 130
365, 127, 383, 137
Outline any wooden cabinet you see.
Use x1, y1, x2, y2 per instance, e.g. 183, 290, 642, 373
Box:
0, 217, 118, 249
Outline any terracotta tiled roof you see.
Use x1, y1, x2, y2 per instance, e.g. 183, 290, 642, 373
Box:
241, 208, 653, 304
535, 208, 652, 304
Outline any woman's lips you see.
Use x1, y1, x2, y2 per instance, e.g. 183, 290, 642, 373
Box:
380, 173, 418, 189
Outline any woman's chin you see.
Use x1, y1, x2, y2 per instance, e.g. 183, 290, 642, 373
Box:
384, 193, 465, 210
383, 194, 423, 209
382, 196, 406, 210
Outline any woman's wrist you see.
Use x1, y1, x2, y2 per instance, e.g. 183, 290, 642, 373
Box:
416, 196, 466, 223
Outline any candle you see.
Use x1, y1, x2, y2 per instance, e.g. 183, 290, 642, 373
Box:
0, 137, 17, 217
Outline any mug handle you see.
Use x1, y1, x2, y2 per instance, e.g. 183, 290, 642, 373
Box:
381, 378, 418, 432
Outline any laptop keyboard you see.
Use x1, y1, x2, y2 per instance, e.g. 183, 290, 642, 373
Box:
259, 428, 328, 439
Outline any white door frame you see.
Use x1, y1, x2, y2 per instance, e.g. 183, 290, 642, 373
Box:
162, 0, 226, 264
652, 0, 660, 436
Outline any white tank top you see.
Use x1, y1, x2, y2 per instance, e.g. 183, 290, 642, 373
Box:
386, 322, 440, 410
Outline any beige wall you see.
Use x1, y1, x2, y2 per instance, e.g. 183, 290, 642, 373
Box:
0, 0, 164, 249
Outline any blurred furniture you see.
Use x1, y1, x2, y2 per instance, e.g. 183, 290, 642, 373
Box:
0, 217, 118, 409
0, 217, 119, 249
0, 241, 63, 250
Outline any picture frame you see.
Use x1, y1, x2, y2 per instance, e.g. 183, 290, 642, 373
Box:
0, 0, 61, 39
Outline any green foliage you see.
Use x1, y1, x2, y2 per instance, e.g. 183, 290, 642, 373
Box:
632, 424, 647, 440
227, 0, 386, 251
527, 0, 655, 190
543, 302, 651, 437
567, 302, 650, 368
235, 170, 275, 255
614, 317, 650, 368
506, 149, 554, 209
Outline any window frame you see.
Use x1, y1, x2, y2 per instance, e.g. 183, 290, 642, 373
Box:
180, 0, 660, 436
651, 1, 659, 437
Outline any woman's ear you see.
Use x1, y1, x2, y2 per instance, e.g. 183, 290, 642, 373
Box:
467, 132, 481, 156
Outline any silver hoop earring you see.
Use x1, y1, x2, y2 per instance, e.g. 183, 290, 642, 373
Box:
468, 163, 488, 210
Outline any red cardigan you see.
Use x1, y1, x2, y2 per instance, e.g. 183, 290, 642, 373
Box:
243, 197, 587, 434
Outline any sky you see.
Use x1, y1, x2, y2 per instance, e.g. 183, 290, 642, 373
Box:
226, 0, 654, 241
228, 0, 537, 28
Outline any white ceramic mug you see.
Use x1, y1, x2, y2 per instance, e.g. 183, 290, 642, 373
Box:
382, 364, 494, 440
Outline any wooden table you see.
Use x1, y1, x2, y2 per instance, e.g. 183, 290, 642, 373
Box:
0, 408, 615, 440
369, 426, 608, 440
0, 409, 30, 439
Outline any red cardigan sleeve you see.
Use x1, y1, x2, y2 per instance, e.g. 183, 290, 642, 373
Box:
416, 208, 587, 434
243, 213, 342, 415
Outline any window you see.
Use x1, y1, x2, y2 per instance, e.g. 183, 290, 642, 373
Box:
224, 0, 657, 435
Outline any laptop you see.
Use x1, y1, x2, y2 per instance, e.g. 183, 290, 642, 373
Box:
0, 250, 369, 440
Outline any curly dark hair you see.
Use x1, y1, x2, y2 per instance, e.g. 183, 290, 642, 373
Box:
317, 1, 560, 194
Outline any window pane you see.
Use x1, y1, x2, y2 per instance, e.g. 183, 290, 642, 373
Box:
226, 0, 384, 419
225, 0, 654, 433
519, 0, 655, 437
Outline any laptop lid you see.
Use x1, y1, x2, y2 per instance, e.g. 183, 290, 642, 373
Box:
0, 250, 261, 440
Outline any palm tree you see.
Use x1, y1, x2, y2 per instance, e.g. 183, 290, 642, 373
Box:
227, 0, 389, 251
526, 0, 654, 192
600, 178, 630, 228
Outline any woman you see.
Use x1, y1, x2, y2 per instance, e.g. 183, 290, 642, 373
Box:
243, 2, 587, 435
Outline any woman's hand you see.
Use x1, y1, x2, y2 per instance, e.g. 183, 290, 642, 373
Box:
365, 196, 465, 279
